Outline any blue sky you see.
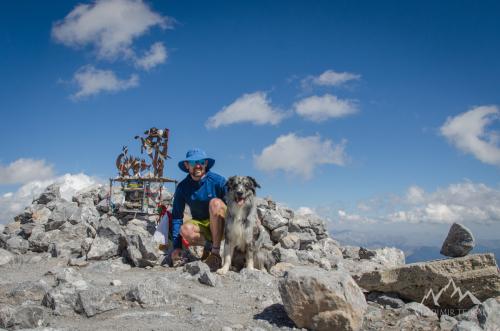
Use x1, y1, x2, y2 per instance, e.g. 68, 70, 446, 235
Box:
1, 1, 499, 252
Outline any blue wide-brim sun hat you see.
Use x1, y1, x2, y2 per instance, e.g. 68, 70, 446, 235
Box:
178, 148, 215, 173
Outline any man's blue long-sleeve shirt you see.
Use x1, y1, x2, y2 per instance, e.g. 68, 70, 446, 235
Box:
171, 171, 226, 249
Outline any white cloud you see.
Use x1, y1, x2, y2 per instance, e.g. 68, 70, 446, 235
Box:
72, 65, 139, 99
293, 94, 358, 122
0, 159, 54, 185
206, 92, 286, 129
295, 206, 316, 216
303, 69, 361, 88
254, 133, 347, 179
52, 0, 170, 60
0, 173, 100, 224
441, 105, 500, 166
135, 42, 167, 70
338, 210, 376, 224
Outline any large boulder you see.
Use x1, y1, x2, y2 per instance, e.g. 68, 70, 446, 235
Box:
440, 223, 475, 257
279, 266, 367, 331
356, 253, 500, 309
33, 184, 61, 205
124, 219, 159, 267
0, 248, 14, 266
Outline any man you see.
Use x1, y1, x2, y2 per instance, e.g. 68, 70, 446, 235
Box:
171, 148, 227, 271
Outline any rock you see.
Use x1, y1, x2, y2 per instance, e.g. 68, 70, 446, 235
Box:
359, 247, 376, 259
73, 184, 102, 206
440, 315, 458, 331
20, 222, 37, 238
96, 199, 110, 213
34, 184, 60, 205
279, 266, 367, 331
68, 257, 88, 267
69, 205, 100, 226
279, 233, 300, 250
0, 248, 13, 266
371, 247, 405, 268
441, 223, 475, 257
277, 206, 294, 220
75, 287, 119, 317
184, 261, 210, 276
86, 237, 120, 260
6, 237, 29, 254
44, 201, 78, 231
342, 246, 361, 259
295, 229, 317, 250
124, 219, 159, 267
198, 271, 219, 287
288, 216, 310, 232
270, 226, 288, 243
452, 320, 483, 331
31, 205, 51, 223
477, 297, 500, 330
28, 227, 62, 252
272, 246, 299, 264
402, 302, 438, 318
261, 210, 288, 231
110, 280, 122, 286
366, 292, 405, 309
6, 280, 50, 305
125, 277, 177, 307
97, 215, 125, 245
269, 262, 294, 277
356, 253, 500, 309
42, 284, 80, 316
0, 305, 48, 329
296, 250, 322, 265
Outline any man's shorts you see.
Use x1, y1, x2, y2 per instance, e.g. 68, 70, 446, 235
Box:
185, 219, 212, 242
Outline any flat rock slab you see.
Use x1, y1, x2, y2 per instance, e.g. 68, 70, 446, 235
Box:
356, 253, 500, 309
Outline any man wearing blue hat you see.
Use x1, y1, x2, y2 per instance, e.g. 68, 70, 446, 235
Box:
170, 148, 227, 271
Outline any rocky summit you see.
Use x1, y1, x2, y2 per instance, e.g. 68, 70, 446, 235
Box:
0, 184, 499, 331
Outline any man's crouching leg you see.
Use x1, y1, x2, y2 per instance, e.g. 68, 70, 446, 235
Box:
205, 198, 226, 272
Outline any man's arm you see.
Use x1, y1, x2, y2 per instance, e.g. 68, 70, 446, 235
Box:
171, 184, 186, 250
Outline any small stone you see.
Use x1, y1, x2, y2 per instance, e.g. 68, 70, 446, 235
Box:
402, 302, 437, 318
184, 261, 210, 276
198, 271, 219, 287
110, 280, 122, 286
441, 223, 475, 257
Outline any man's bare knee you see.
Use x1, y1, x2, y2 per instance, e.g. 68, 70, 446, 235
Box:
209, 198, 226, 218
180, 223, 196, 241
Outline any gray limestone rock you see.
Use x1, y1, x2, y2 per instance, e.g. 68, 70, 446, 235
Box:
6, 237, 29, 254
124, 219, 159, 267
366, 292, 405, 309
75, 287, 120, 317
33, 184, 61, 205
0, 248, 13, 266
86, 237, 120, 260
261, 210, 288, 231
402, 302, 438, 318
279, 233, 300, 250
184, 261, 210, 276
279, 266, 367, 331
272, 246, 299, 264
270, 225, 288, 243
198, 271, 219, 287
125, 277, 177, 307
441, 223, 475, 257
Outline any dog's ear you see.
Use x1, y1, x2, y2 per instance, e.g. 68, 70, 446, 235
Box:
226, 176, 236, 189
248, 176, 260, 189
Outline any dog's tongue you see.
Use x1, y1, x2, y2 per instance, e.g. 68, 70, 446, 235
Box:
237, 198, 245, 206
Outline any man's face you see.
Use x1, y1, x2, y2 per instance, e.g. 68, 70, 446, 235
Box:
185, 159, 207, 181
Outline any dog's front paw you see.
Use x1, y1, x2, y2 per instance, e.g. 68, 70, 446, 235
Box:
216, 267, 229, 275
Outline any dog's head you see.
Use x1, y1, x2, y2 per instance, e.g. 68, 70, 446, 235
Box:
226, 176, 260, 206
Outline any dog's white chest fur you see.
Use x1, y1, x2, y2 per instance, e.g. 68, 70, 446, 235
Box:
227, 208, 251, 250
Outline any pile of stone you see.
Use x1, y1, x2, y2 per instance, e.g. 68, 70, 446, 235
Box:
1, 184, 500, 331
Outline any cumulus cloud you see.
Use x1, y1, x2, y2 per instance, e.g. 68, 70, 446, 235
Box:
293, 94, 358, 122
254, 133, 347, 179
0, 159, 54, 185
0, 173, 100, 224
52, 0, 170, 60
441, 105, 500, 166
324, 181, 500, 226
206, 92, 286, 129
72, 65, 139, 99
135, 42, 167, 70
302, 69, 361, 88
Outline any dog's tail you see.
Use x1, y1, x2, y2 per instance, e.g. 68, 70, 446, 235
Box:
254, 225, 275, 271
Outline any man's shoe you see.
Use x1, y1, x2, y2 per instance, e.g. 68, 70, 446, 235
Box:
204, 253, 222, 272
200, 249, 210, 261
